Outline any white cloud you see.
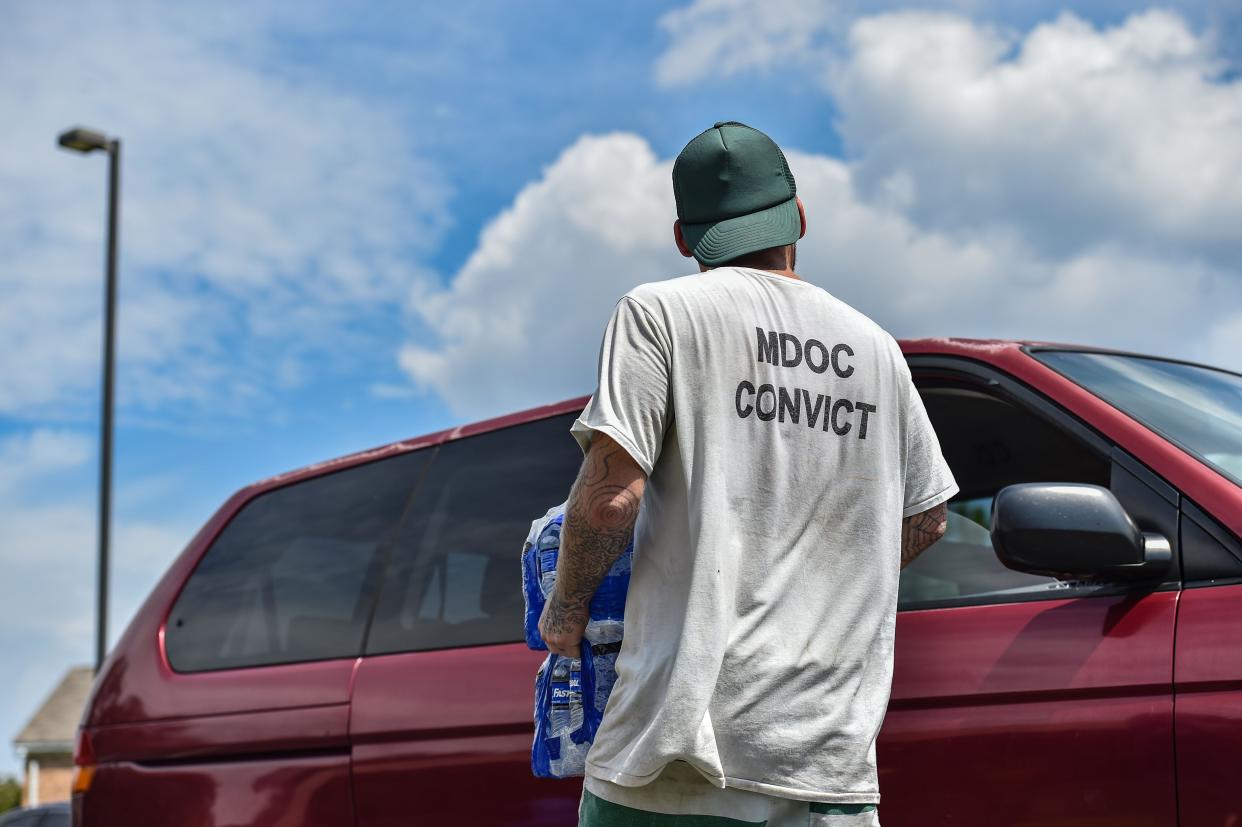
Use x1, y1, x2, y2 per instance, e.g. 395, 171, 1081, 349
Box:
0, 2, 447, 420
399, 126, 1241, 420
0, 429, 93, 493
399, 134, 686, 414
655, 0, 842, 86
1205, 312, 1242, 367
834, 10, 1242, 257
783, 149, 1236, 357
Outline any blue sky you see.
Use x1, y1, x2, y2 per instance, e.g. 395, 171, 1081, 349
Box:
2, 0, 1240, 775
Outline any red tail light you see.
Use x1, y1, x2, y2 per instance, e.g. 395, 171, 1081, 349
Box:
72, 728, 96, 795
73, 728, 94, 766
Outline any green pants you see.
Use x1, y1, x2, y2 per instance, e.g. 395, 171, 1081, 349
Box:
580, 762, 879, 826
581, 792, 878, 826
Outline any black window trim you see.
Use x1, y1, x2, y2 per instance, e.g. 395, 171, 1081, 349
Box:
1180, 498, 1242, 589
900, 354, 1181, 613
353, 442, 441, 659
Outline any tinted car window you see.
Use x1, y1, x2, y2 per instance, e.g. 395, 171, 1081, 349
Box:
1034, 350, 1242, 486
366, 413, 583, 655
899, 384, 1112, 609
166, 449, 428, 672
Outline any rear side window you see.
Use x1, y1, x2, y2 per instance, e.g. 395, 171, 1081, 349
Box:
366, 413, 583, 655
166, 449, 428, 672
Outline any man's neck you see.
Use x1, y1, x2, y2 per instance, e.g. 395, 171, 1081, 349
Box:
756, 266, 800, 280
704, 263, 801, 281
702, 246, 799, 279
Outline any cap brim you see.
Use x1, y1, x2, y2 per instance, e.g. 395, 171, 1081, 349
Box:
680, 196, 800, 267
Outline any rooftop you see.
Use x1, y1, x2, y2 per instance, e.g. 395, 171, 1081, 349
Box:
14, 667, 94, 750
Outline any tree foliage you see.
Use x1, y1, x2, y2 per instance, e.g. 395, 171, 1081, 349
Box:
0, 776, 22, 812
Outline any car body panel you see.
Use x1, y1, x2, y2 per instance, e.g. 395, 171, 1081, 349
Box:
880, 592, 1178, 826
76, 755, 352, 827
350, 645, 582, 826
87, 703, 350, 763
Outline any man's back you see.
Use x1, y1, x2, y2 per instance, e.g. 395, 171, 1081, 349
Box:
540, 122, 956, 825
572, 266, 953, 802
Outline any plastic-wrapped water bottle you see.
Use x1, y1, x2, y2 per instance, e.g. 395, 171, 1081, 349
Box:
585, 619, 624, 714
523, 507, 565, 650
549, 658, 583, 736
522, 504, 632, 779
537, 519, 561, 600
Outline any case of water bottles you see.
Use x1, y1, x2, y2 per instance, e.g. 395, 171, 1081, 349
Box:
522, 503, 631, 778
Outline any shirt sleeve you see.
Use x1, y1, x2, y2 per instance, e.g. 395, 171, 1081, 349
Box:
570, 296, 672, 476
900, 364, 959, 518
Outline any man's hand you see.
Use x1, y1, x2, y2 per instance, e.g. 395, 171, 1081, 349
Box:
538, 590, 588, 658
539, 432, 645, 657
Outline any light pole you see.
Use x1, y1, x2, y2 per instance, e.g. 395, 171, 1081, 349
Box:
57, 126, 121, 673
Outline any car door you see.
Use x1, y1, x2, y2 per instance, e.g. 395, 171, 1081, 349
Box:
1173, 502, 1242, 826
877, 361, 1180, 827
349, 413, 586, 827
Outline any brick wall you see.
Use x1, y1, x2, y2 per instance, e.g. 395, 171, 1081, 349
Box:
22, 753, 73, 805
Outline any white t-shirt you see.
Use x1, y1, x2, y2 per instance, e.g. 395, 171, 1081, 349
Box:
571, 266, 958, 804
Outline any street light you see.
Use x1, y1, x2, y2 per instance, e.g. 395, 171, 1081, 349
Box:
57, 125, 121, 673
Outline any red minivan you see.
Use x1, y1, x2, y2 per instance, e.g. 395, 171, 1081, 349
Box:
73, 340, 1242, 826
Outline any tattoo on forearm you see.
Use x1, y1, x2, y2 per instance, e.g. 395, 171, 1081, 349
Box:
543, 440, 642, 636
580, 445, 613, 486
901, 503, 948, 570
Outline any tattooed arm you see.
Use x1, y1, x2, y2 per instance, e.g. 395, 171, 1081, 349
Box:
538, 432, 645, 657
900, 502, 948, 570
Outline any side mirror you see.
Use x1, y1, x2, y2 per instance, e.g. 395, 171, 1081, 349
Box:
991, 483, 1171, 581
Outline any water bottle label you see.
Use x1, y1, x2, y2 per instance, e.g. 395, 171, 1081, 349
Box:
538, 520, 562, 550
539, 548, 558, 585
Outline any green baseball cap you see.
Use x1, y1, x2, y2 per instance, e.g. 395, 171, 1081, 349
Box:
673, 121, 799, 267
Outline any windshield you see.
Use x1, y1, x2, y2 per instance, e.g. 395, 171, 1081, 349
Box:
1034, 350, 1242, 487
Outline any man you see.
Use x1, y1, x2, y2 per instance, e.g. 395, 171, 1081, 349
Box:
539, 122, 957, 826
